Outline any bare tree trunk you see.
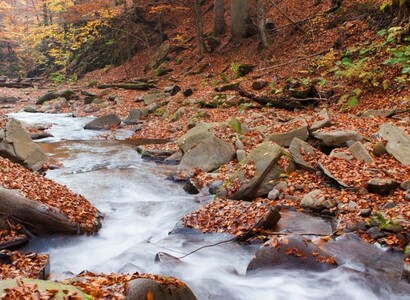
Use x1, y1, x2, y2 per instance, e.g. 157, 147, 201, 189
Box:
257, 0, 270, 48
213, 0, 226, 35
230, 0, 249, 40
193, 0, 206, 54
42, 0, 48, 26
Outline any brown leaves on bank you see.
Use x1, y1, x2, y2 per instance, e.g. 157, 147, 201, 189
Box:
0, 251, 49, 280
0, 157, 100, 234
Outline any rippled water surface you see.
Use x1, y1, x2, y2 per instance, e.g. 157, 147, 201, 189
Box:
10, 112, 410, 300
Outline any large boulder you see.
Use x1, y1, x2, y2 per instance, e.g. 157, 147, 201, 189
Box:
220, 142, 283, 201
0, 118, 47, 171
177, 135, 235, 173
125, 278, 197, 300
289, 138, 317, 172
378, 124, 410, 165
84, 113, 121, 130
177, 122, 218, 153
313, 130, 363, 147
268, 120, 309, 147
246, 235, 337, 273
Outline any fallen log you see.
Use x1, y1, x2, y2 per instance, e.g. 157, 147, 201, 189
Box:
0, 82, 34, 88
0, 187, 80, 235
238, 88, 302, 110
96, 82, 153, 90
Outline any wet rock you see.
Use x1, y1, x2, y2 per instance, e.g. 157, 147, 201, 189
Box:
366, 227, 385, 239
0, 119, 47, 171
124, 109, 141, 125
155, 252, 184, 265
125, 277, 197, 300
178, 135, 235, 174
348, 141, 373, 164
258, 207, 281, 230
183, 179, 200, 194
247, 235, 337, 273
378, 124, 410, 165
84, 113, 121, 130
140, 149, 176, 163
289, 137, 316, 172
372, 141, 387, 157
310, 108, 331, 132
313, 130, 363, 147
0, 279, 86, 298
275, 210, 333, 235
268, 120, 309, 147
300, 189, 335, 210
208, 180, 223, 195
367, 178, 399, 195
221, 142, 283, 201
251, 80, 268, 90
164, 151, 182, 165
164, 85, 181, 95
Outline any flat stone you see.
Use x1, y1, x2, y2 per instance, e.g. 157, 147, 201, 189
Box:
300, 189, 334, 210
378, 124, 410, 165
84, 113, 121, 130
361, 109, 406, 118
268, 121, 309, 147
348, 141, 374, 164
310, 108, 331, 132
289, 137, 316, 172
143, 93, 169, 105
123, 109, 141, 125
313, 130, 363, 147
177, 122, 217, 153
400, 180, 410, 190
318, 161, 352, 188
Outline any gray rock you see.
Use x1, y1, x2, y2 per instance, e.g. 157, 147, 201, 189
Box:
367, 178, 399, 195
359, 208, 372, 217
348, 141, 374, 164
84, 113, 121, 130
361, 109, 406, 118
400, 180, 410, 190
35, 91, 60, 105
267, 188, 280, 200
177, 123, 217, 153
171, 107, 186, 122
268, 120, 309, 147
246, 235, 337, 273
164, 151, 182, 165
310, 108, 331, 132
378, 124, 410, 165
24, 106, 38, 113
125, 278, 197, 300
405, 191, 410, 201
124, 109, 141, 125
0, 119, 47, 171
183, 179, 200, 194
235, 139, 244, 150
366, 227, 385, 239
300, 189, 334, 210
177, 135, 235, 173
0, 96, 19, 103
329, 150, 353, 161
318, 161, 352, 188
208, 180, 223, 194
289, 137, 316, 172
39, 97, 69, 113
81, 90, 97, 97
236, 149, 246, 162
143, 92, 169, 105
164, 85, 181, 95
274, 181, 288, 191
313, 130, 363, 147
220, 142, 283, 201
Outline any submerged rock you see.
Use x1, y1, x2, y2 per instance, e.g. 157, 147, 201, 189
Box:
246, 235, 337, 273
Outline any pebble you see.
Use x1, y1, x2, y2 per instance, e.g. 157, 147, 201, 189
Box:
267, 189, 280, 200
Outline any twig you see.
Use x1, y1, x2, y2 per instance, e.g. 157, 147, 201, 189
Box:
269, 0, 306, 34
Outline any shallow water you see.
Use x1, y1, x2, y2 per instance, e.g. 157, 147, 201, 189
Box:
10, 112, 410, 300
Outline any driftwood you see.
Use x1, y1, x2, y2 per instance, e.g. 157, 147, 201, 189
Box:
238, 88, 303, 110
0, 187, 80, 235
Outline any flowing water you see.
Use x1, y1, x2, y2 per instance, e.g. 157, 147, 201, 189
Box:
10, 112, 410, 300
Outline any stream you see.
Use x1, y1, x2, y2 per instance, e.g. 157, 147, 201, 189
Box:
9, 112, 410, 300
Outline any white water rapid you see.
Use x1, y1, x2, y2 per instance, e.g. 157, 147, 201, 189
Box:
10, 112, 410, 300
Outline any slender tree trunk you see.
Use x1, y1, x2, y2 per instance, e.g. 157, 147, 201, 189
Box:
42, 0, 49, 26
193, 0, 206, 54
257, 0, 270, 48
230, 0, 249, 40
213, 0, 226, 35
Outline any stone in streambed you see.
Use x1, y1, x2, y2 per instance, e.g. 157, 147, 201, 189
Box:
125, 278, 197, 300
310, 108, 331, 132
289, 137, 316, 172
378, 124, 410, 165
268, 120, 309, 147
84, 113, 121, 130
313, 130, 362, 147
246, 235, 337, 273
300, 189, 336, 211
367, 178, 399, 195
348, 141, 374, 164
123, 109, 141, 125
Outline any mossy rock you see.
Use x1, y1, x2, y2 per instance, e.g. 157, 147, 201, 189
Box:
36, 91, 60, 105
233, 64, 255, 78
